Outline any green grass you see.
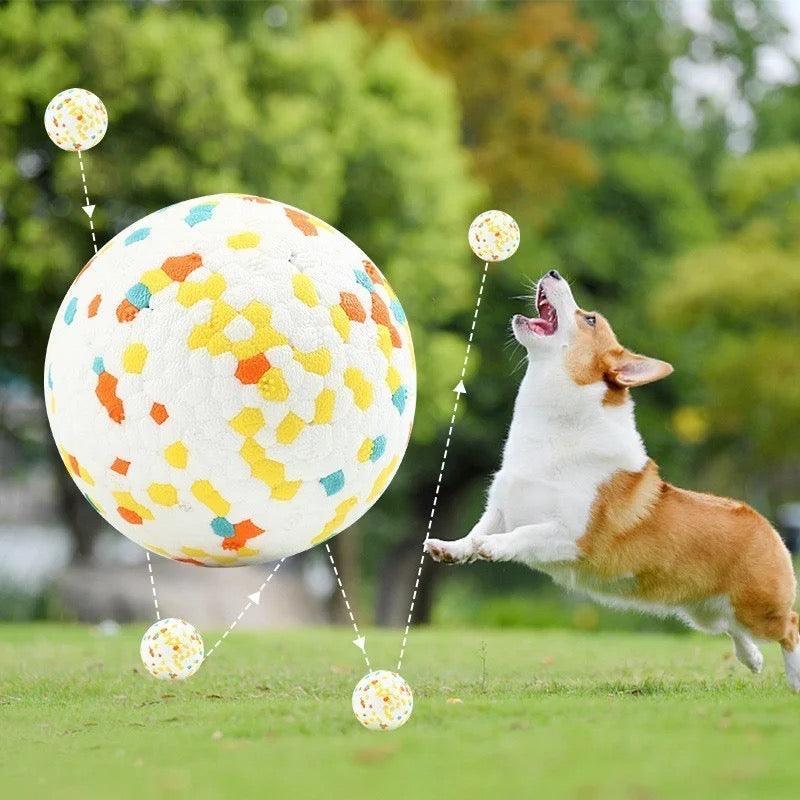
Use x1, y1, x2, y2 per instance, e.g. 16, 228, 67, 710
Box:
1, 624, 798, 799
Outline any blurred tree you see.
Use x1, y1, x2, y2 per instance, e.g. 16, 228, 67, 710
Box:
313, 0, 597, 221
0, 1, 479, 570
521, 0, 718, 497
545, 1, 799, 510
311, 0, 715, 490
651, 144, 800, 507
312, 0, 606, 620
755, 82, 800, 148
677, 0, 796, 157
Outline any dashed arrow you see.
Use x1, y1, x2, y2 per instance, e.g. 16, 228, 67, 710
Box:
82, 204, 96, 218
247, 591, 261, 605
397, 259, 491, 672
352, 635, 366, 653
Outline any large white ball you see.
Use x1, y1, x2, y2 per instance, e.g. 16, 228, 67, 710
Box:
45, 194, 416, 565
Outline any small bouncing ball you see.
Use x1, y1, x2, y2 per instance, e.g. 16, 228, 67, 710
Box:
44, 88, 108, 152
468, 209, 520, 262
352, 670, 413, 731
140, 618, 204, 681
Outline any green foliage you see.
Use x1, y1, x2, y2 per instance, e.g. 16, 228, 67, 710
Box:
0, 0, 479, 441
755, 82, 800, 148
652, 145, 800, 477
0, 586, 61, 622
0, 0, 492, 578
575, 0, 688, 150
316, 0, 598, 226
718, 144, 800, 224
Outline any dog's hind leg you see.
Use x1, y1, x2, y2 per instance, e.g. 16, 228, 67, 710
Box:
779, 611, 800, 692
682, 599, 765, 675
783, 643, 800, 692
728, 629, 764, 674
732, 593, 800, 691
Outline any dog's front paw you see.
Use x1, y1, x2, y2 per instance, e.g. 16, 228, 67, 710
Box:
425, 538, 475, 564
475, 535, 510, 563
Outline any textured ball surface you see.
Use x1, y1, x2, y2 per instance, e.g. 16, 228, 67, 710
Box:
140, 618, 204, 680
352, 670, 413, 731
44, 88, 108, 152
468, 209, 520, 262
45, 194, 416, 565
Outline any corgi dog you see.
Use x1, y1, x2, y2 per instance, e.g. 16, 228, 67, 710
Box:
425, 269, 800, 691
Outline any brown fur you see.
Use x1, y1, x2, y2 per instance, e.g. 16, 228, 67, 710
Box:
567, 310, 798, 651
578, 461, 798, 650
565, 310, 632, 406
565, 310, 623, 388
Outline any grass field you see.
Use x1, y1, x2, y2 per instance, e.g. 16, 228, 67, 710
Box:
1, 623, 798, 799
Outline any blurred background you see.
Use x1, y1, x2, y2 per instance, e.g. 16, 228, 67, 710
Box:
1, 0, 799, 635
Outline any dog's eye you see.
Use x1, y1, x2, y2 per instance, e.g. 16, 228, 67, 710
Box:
584, 315, 596, 327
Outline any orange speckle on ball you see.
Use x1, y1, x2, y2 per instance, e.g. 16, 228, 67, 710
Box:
87, 294, 102, 318
150, 403, 169, 425
118, 506, 143, 525
111, 458, 130, 476
235, 353, 270, 384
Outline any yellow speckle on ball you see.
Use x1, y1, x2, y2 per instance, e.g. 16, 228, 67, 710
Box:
164, 441, 189, 469
139, 618, 204, 681
468, 209, 520, 262
292, 273, 319, 306
147, 483, 178, 507
227, 232, 260, 250
352, 670, 413, 731
229, 407, 265, 437
276, 412, 305, 444
123, 343, 148, 374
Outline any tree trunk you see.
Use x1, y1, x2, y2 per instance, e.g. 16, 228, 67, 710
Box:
374, 529, 441, 627
325, 524, 363, 624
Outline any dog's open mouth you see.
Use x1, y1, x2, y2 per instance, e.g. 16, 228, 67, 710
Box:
517, 283, 558, 336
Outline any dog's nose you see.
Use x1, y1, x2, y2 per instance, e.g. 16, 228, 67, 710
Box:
547, 269, 561, 280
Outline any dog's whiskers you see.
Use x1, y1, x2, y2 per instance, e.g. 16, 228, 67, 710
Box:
511, 352, 527, 374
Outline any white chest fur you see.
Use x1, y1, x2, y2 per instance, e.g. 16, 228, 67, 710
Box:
488, 354, 648, 541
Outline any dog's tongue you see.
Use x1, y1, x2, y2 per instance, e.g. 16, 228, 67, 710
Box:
528, 317, 551, 335
524, 315, 556, 335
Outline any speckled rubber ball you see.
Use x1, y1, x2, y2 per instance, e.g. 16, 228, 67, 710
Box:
44, 194, 416, 565
468, 210, 520, 262
44, 88, 108, 151
140, 618, 204, 680
352, 670, 413, 731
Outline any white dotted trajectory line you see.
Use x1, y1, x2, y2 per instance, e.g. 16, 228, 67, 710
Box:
76, 150, 98, 254
325, 543, 371, 670
145, 551, 160, 621
78, 149, 150, 624
203, 558, 286, 661
396, 261, 491, 671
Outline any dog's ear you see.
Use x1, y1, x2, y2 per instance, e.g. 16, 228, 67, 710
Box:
606, 351, 673, 388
